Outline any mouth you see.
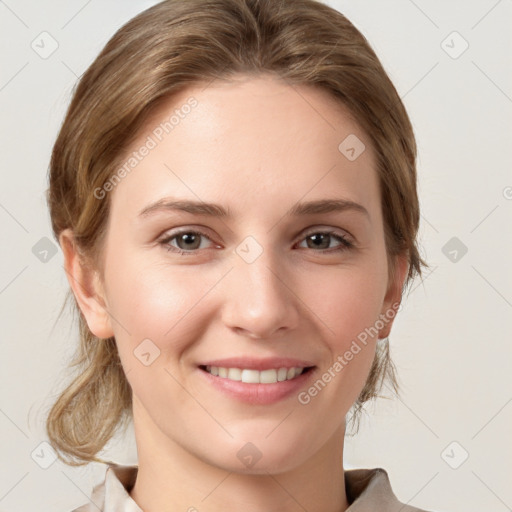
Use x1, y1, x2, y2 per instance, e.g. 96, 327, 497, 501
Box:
199, 364, 315, 384
197, 357, 317, 404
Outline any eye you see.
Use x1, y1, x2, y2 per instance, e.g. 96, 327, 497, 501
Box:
159, 227, 354, 256
160, 229, 215, 255
296, 230, 354, 253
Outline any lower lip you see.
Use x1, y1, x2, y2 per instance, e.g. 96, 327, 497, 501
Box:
198, 367, 315, 405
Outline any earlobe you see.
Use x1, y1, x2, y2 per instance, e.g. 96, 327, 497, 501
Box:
59, 229, 114, 339
378, 253, 409, 339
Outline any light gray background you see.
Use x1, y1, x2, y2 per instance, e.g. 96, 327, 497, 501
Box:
1, 1, 511, 511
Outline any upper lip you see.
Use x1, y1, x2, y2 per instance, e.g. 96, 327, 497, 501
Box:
199, 357, 315, 371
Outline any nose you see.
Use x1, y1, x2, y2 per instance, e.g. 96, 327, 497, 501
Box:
221, 249, 300, 340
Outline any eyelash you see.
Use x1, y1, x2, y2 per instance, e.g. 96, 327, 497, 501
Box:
159, 228, 354, 256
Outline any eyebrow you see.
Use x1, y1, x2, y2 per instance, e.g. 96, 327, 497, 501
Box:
138, 197, 370, 220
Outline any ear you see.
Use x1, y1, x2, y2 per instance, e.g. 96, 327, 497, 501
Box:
378, 253, 409, 339
59, 228, 114, 339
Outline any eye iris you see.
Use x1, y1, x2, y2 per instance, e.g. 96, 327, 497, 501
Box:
178, 233, 201, 250
308, 233, 330, 249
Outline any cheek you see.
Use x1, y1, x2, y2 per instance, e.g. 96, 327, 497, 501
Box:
103, 252, 224, 362
301, 264, 386, 401
306, 264, 387, 344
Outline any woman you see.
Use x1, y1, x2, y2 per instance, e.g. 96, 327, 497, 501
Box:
46, 0, 432, 510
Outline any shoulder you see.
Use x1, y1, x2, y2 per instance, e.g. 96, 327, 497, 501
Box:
68, 463, 140, 512
345, 467, 435, 511
67, 465, 109, 512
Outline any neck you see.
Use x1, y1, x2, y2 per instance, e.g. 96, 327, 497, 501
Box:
129, 402, 350, 512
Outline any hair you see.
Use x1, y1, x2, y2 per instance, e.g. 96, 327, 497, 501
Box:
45, 0, 428, 466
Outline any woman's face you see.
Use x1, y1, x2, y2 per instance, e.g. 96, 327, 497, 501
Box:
81, 74, 407, 473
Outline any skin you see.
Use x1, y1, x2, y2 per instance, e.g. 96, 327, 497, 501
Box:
61, 74, 408, 512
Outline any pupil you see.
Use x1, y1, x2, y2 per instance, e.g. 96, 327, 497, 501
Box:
181, 233, 199, 249
310, 234, 328, 249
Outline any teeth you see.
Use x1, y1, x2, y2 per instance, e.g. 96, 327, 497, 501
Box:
242, 369, 260, 383
205, 366, 306, 383
227, 368, 242, 381
259, 369, 277, 384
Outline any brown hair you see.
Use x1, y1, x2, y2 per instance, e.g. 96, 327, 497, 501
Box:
46, 0, 428, 466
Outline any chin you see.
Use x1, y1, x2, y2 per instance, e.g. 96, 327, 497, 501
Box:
198, 429, 320, 476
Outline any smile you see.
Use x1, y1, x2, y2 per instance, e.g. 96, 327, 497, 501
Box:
202, 365, 308, 384
197, 358, 316, 404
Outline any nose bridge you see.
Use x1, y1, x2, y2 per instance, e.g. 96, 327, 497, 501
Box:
221, 241, 299, 338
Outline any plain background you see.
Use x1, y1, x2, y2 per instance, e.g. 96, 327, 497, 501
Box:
1, 1, 511, 511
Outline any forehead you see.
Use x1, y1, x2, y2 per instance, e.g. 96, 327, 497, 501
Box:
110, 74, 380, 224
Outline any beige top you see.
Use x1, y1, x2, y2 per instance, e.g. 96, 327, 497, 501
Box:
72, 464, 432, 511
